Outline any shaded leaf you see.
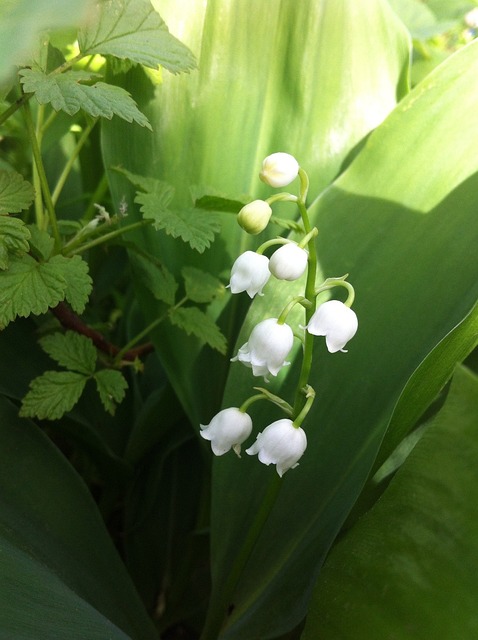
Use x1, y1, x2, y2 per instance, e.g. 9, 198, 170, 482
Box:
20, 370, 88, 420
40, 331, 97, 375
20, 69, 152, 128
129, 250, 177, 306
182, 266, 225, 303
94, 369, 128, 415
0, 170, 35, 214
52, 254, 92, 314
78, 0, 197, 74
169, 307, 227, 354
0, 215, 31, 270
27, 225, 54, 261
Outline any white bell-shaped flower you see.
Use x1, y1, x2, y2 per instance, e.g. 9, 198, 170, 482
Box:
259, 152, 299, 188
237, 200, 272, 235
269, 243, 308, 281
200, 407, 253, 457
305, 300, 358, 353
246, 418, 307, 477
228, 251, 270, 298
231, 318, 294, 379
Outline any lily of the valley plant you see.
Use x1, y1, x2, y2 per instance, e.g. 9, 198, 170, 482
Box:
201, 153, 358, 476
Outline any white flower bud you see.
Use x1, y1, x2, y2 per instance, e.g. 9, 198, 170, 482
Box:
246, 418, 307, 477
200, 407, 253, 457
259, 152, 299, 188
305, 300, 358, 353
237, 200, 272, 235
269, 243, 308, 281
228, 251, 270, 298
231, 317, 294, 379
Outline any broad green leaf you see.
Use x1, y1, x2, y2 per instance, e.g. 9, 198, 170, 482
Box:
0, 215, 31, 270
94, 369, 128, 415
129, 250, 177, 306
182, 266, 225, 304
115, 167, 175, 203
0, 254, 66, 328
52, 254, 92, 314
194, 193, 248, 214
78, 0, 196, 74
0, 394, 157, 639
40, 331, 97, 375
0, 0, 91, 81
169, 307, 227, 355
101, 0, 410, 426
303, 366, 478, 640
20, 370, 88, 420
205, 37, 478, 640
0, 170, 35, 214
27, 225, 54, 261
19, 69, 151, 128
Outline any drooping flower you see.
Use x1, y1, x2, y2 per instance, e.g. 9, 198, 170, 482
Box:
200, 407, 253, 457
237, 200, 272, 235
269, 243, 308, 281
228, 251, 270, 298
305, 300, 358, 353
246, 418, 307, 477
231, 318, 294, 379
259, 152, 299, 188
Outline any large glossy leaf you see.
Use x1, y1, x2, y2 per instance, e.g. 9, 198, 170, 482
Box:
101, 0, 410, 424
0, 395, 157, 640
205, 40, 478, 638
302, 365, 478, 639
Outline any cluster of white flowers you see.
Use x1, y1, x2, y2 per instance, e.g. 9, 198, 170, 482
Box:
200, 153, 358, 476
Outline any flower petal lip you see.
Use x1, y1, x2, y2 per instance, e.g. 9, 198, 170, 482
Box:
231, 318, 294, 379
269, 243, 308, 281
200, 407, 253, 457
228, 251, 270, 298
246, 418, 307, 476
305, 300, 358, 353
259, 152, 299, 188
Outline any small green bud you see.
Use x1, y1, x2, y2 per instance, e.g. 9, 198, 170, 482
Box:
237, 200, 272, 235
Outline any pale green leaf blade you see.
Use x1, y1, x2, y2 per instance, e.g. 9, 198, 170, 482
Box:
19, 69, 152, 128
0, 170, 35, 214
51, 254, 92, 314
78, 0, 196, 73
129, 250, 177, 306
169, 307, 227, 354
0, 215, 31, 270
94, 369, 128, 415
303, 366, 478, 640
40, 331, 97, 375
182, 266, 225, 303
0, 254, 66, 328
20, 371, 88, 420
194, 193, 248, 213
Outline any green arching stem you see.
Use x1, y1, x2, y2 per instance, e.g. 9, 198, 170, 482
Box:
266, 192, 298, 205
256, 236, 291, 255
293, 385, 316, 428
62, 218, 154, 256
298, 226, 318, 249
239, 394, 267, 413
277, 295, 310, 325
316, 276, 356, 307
23, 101, 61, 249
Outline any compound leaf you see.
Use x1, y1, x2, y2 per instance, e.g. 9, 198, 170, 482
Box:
20, 371, 88, 420
169, 306, 227, 354
78, 0, 197, 74
40, 331, 97, 376
0, 170, 35, 214
20, 69, 151, 128
94, 369, 128, 415
182, 266, 225, 303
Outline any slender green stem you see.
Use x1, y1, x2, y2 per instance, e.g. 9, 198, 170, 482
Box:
82, 173, 109, 222
51, 119, 97, 206
0, 94, 31, 127
256, 236, 290, 255
62, 219, 154, 256
315, 276, 355, 307
23, 101, 61, 248
200, 473, 282, 640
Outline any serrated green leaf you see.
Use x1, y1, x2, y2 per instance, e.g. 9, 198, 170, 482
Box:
78, 0, 197, 74
27, 225, 54, 261
129, 250, 177, 306
182, 266, 225, 303
51, 254, 92, 314
20, 370, 88, 420
116, 166, 174, 205
0, 170, 35, 214
0, 215, 31, 270
19, 69, 152, 128
94, 369, 128, 415
0, 254, 66, 328
169, 306, 227, 354
40, 331, 97, 376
